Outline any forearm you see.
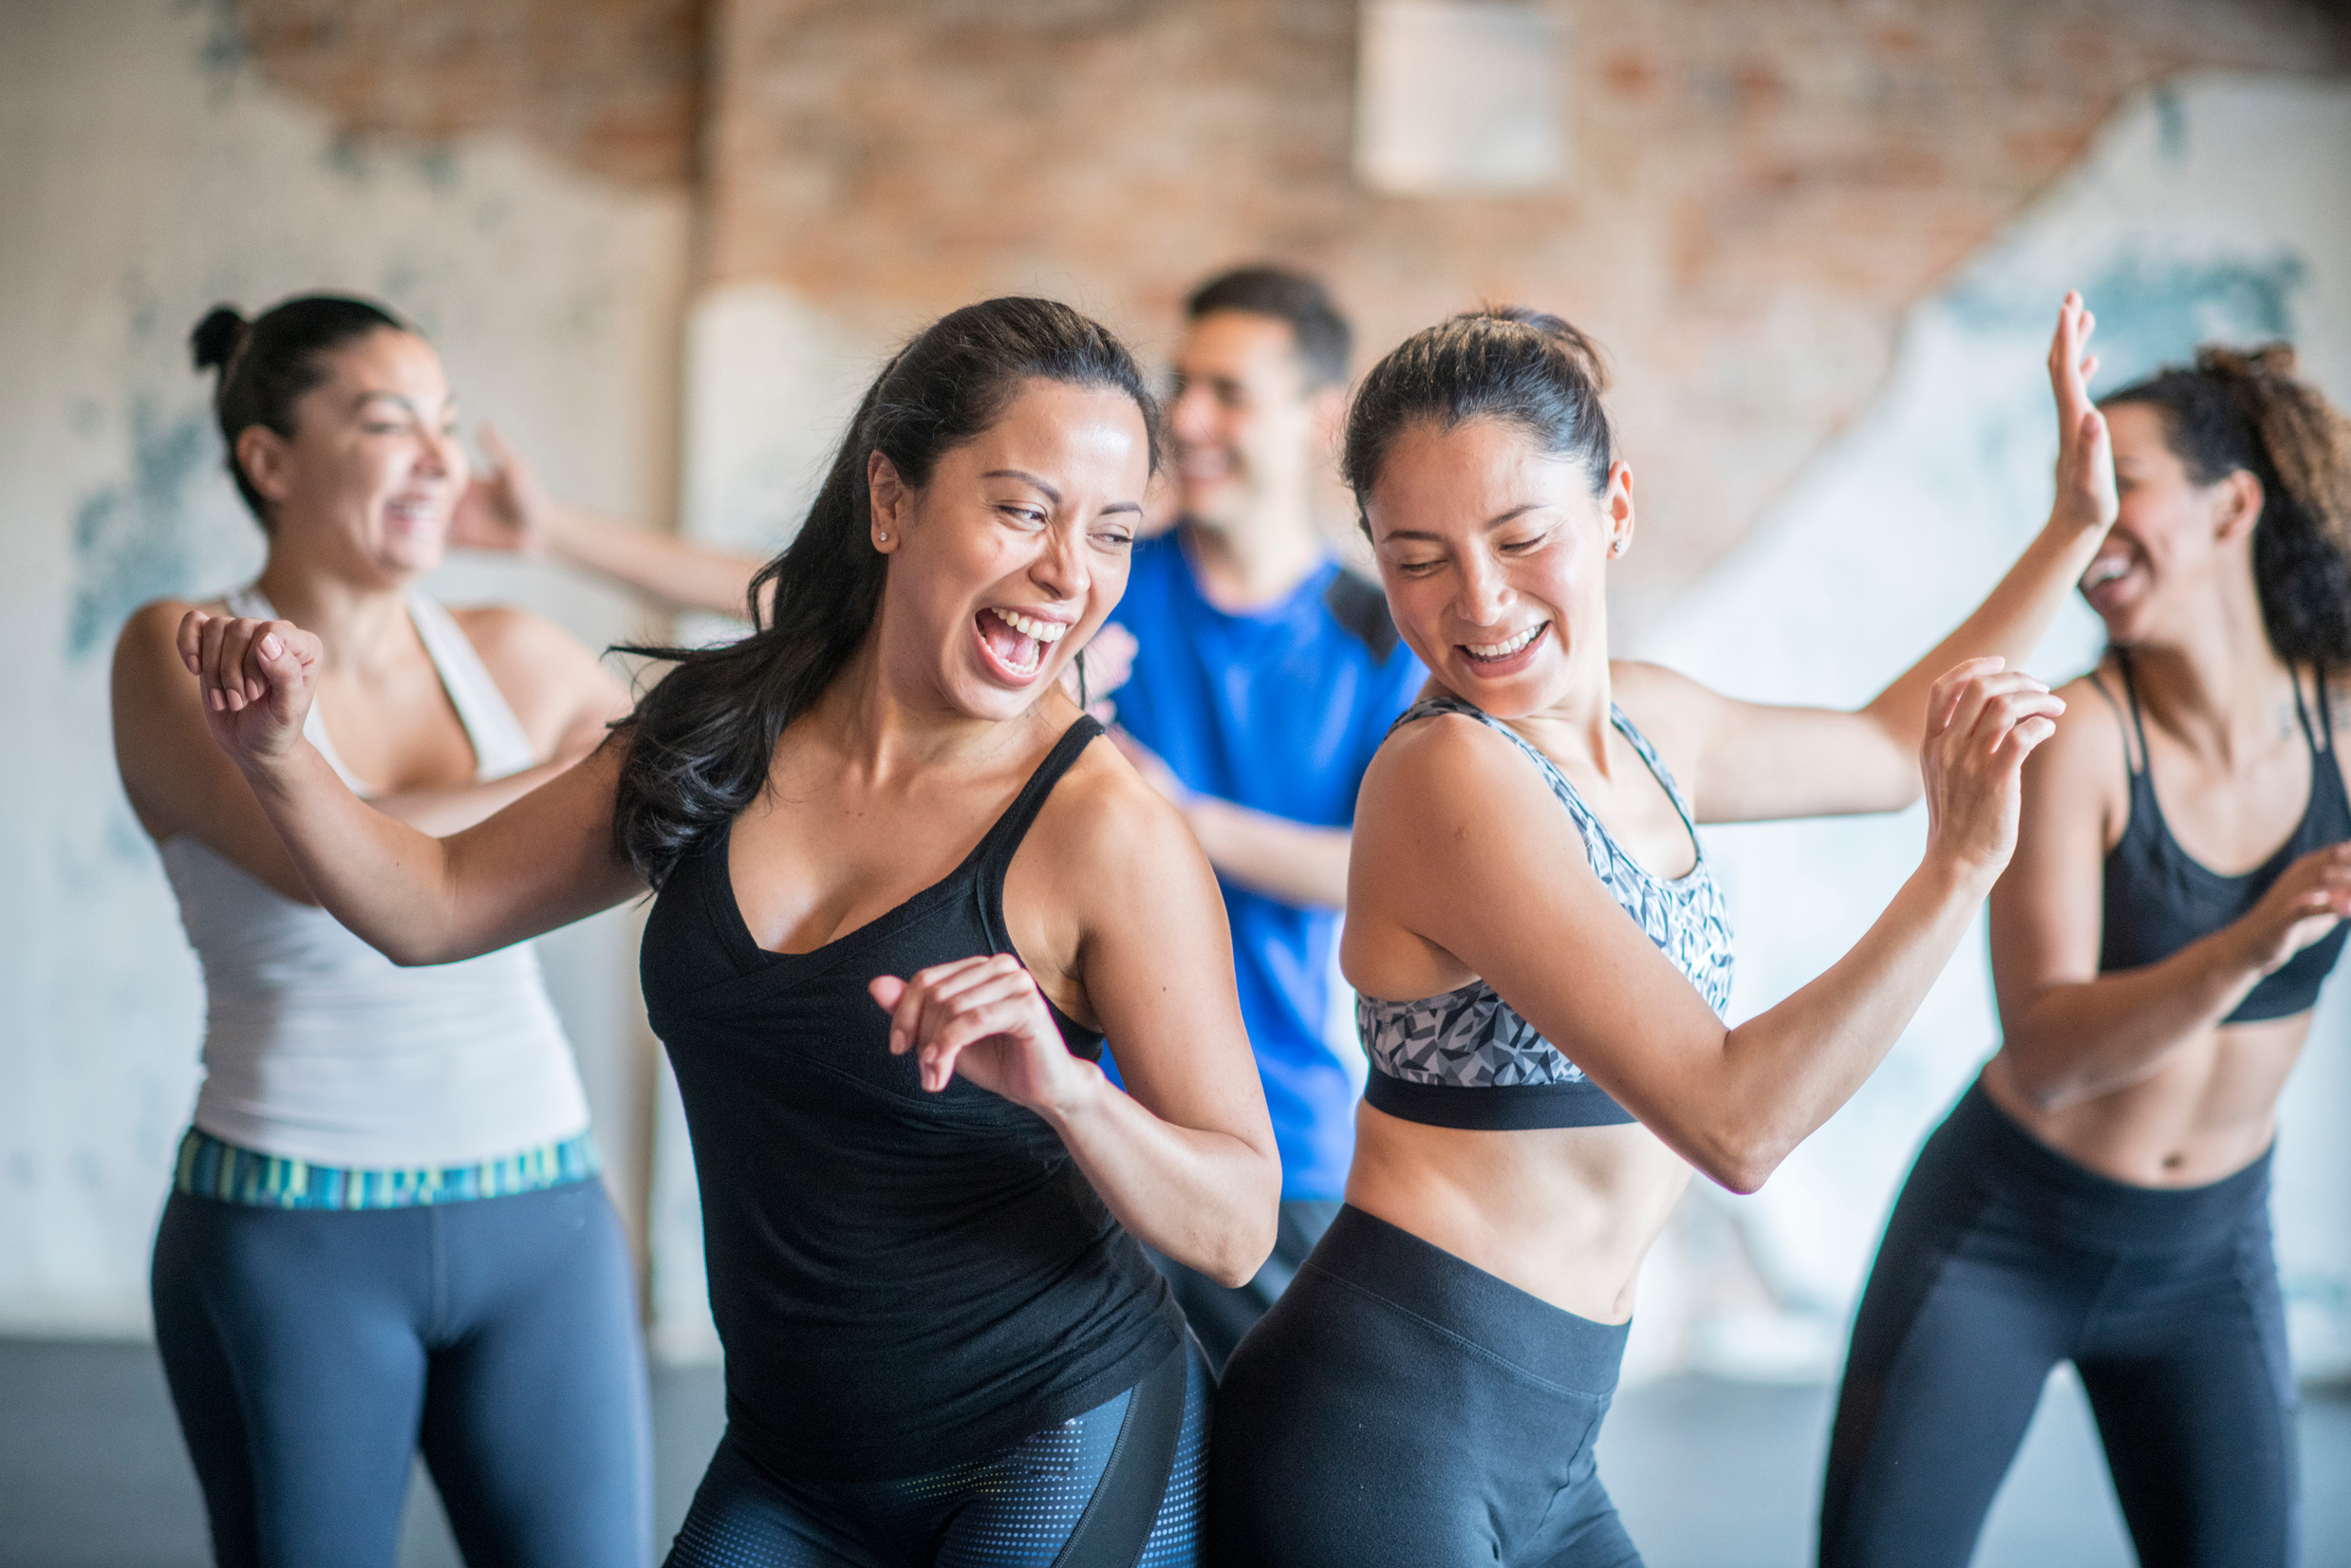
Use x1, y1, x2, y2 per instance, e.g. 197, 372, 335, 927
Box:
241, 744, 473, 963
1698, 859, 1987, 1190
2000, 933, 2264, 1111
1861, 518, 2109, 758
1183, 799, 1350, 909
1043, 1060, 1280, 1285
548, 505, 764, 620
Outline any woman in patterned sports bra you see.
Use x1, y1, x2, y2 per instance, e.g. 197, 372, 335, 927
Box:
1208, 296, 2119, 1567
1819, 349, 2351, 1568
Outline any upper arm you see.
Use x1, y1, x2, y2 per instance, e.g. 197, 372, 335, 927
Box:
449, 605, 633, 759
1611, 660, 1919, 825
1987, 675, 2123, 1029
422, 737, 645, 961
1352, 719, 1732, 1148
110, 600, 317, 904
1020, 752, 1275, 1152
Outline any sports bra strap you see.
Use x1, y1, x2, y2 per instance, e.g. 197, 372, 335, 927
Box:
2114, 648, 2155, 778
2292, 664, 2332, 756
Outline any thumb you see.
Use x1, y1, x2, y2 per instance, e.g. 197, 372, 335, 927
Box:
868, 975, 906, 1012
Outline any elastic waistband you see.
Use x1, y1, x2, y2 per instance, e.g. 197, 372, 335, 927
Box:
1304, 1205, 1629, 1395
1936, 1078, 2270, 1252
172, 1127, 599, 1211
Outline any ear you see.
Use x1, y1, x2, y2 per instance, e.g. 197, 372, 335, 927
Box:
868, 450, 909, 552
1602, 460, 1637, 560
2212, 468, 2264, 547
235, 426, 295, 509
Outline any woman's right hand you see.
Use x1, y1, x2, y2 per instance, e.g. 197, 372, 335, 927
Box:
176, 610, 322, 773
1919, 657, 2066, 885
2047, 290, 2118, 539
2231, 843, 2351, 976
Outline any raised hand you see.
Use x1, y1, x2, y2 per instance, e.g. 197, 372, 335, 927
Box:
2234, 843, 2351, 977
449, 423, 552, 555
870, 955, 1092, 1111
175, 609, 323, 771
2048, 291, 2118, 538
1920, 657, 2066, 884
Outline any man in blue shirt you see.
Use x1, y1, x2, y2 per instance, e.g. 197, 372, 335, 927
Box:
1107, 267, 1426, 1369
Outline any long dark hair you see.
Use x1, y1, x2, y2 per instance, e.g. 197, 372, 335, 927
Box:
190, 295, 412, 527
611, 297, 1161, 887
2100, 345, 2351, 667
1342, 306, 1614, 528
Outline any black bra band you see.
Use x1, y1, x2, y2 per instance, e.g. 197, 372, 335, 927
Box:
1364, 1067, 1637, 1131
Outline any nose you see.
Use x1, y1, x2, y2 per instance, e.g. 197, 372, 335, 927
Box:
416, 422, 462, 483
1030, 516, 1092, 605
1454, 546, 1512, 627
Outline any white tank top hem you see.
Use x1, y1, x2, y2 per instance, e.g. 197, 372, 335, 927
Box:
161, 587, 591, 1169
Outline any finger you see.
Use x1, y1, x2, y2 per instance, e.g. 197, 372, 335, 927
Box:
886, 958, 994, 1054
916, 955, 1028, 1011
177, 610, 212, 675
215, 619, 261, 710
919, 1000, 1038, 1091
1968, 687, 2064, 750
1928, 658, 2006, 734
197, 614, 233, 712
1995, 714, 2059, 762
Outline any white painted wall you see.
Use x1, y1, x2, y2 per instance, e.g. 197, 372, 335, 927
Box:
1621, 75, 2351, 1382
0, 0, 690, 1332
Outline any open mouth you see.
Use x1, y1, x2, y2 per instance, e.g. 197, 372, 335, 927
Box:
974, 606, 1070, 683
1458, 621, 1550, 675
2080, 551, 2137, 609
383, 495, 444, 534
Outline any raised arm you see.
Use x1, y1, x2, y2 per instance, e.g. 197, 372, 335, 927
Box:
869, 757, 1281, 1285
1987, 676, 2351, 1111
1636, 292, 2119, 825
1362, 661, 2060, 1194
177, 609, 645, 962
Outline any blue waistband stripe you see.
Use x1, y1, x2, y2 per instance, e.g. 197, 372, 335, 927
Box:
172, 1127, 599, 1210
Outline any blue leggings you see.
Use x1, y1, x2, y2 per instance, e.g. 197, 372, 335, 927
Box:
665, 1341, 1211, 1568
1820, 1079, 2298, 1568
151, 1180, 651, 1568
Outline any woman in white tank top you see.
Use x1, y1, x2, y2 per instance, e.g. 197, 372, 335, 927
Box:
110, 294, 648, 1567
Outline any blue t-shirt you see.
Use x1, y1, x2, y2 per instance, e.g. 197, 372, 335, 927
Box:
1107, 530, 1426, 1199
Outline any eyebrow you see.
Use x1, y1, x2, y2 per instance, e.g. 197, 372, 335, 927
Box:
981, 468, 1144, 516
1380, 503, 1549, 543
351, 392, 453, 417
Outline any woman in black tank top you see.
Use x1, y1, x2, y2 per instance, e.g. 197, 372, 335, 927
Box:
173, 298, 1280, 1568
1822, 347, 2351, 1567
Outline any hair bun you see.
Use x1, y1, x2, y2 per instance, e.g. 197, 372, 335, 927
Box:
1464, 305, 1611, 393
190, 306, 250, 373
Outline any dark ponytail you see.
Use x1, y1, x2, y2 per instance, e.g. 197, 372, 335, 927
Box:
191, 294, 411, 527
2101, 345, 2351, 666
610, 296, 1161, 887
1343, 306, 1614, 529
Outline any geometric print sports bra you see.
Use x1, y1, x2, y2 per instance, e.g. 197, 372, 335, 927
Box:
1357, 693, 1735, 1131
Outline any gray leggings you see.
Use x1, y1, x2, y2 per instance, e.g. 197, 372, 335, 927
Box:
1820, 1078, 2298, 1568
151, 1181, 651, 1568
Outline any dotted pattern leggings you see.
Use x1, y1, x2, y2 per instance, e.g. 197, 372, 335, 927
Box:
665, 1341, 1211, 1568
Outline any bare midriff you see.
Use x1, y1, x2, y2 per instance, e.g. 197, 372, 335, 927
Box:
1981, 1011, 2311, 1188
1341, 1099, 1692, 1323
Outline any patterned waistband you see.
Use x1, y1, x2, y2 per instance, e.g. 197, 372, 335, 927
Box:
172, 1127, 599, 1211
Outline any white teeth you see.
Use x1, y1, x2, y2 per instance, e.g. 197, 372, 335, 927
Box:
994, 608, 1068, 643
1466, 624, 1543, 660
2082, 557, 2131, 589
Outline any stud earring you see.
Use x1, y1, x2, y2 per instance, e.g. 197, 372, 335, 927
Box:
878, 532, 888, 541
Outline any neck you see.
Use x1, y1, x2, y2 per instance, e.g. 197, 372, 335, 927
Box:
254, 554, 418, 675
822, 625, 1054, 788
1183, 504, 1325, 611
2124, 581, 2295, 766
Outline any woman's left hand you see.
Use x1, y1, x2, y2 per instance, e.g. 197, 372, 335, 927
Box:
870, 955, 1092, 1111
450, 424, 554, 555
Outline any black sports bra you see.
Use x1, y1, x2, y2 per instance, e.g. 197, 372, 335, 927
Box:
2097, 650, 2350, 1023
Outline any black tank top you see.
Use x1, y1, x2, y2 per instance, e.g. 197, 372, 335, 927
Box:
2099, 651, 2351, 1023
639, 716, 1182, 1483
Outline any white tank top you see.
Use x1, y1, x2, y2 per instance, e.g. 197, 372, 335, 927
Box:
159, 587, 592, 1168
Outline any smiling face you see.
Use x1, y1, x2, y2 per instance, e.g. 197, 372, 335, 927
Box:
239, 327, 466, 586
2079, 401, 2260, 647
868, 378, 1151, 721
1365, 417, 1632, 719
1166, 310, 1327, 533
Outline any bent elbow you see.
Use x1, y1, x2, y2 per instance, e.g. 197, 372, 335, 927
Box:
1689, 1122, 1791, 1197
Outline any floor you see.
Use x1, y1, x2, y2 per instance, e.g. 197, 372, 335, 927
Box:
2, 1338, 2344, 1566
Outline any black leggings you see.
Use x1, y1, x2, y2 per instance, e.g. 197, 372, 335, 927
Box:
1820, 1078, 2298, 1568
665, 1339, 1210, 1568
1208, 1205, 1641, 1568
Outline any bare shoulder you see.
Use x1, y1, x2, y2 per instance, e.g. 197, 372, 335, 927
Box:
112, 597, 216, 699
1033, 731, 1203, 885
446, 602, 601, 673
2043, 665, 2131, 775
1358, 704, 1557, 843
447, 603, 629, 729
1604, 658, 1710, 768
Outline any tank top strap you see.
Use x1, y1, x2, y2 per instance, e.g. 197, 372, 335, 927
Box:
405, 595, 540, 779
1607, 702, 1700, 836
2318, 666, 2338, 754
2113, 648, 2155, 779
969, 718, 1104, 939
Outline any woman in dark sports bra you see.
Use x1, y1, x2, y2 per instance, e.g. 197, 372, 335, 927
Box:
1208, 297, 2117, 1567
1819, 346, 2351, 1568
171, 297, 1281, 1568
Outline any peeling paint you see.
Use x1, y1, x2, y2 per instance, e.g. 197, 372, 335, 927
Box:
65, 397, 223, 660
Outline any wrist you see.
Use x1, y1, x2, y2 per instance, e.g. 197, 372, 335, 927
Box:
1038, 1053, 1112, 1131
1917, 845, 1998, 905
